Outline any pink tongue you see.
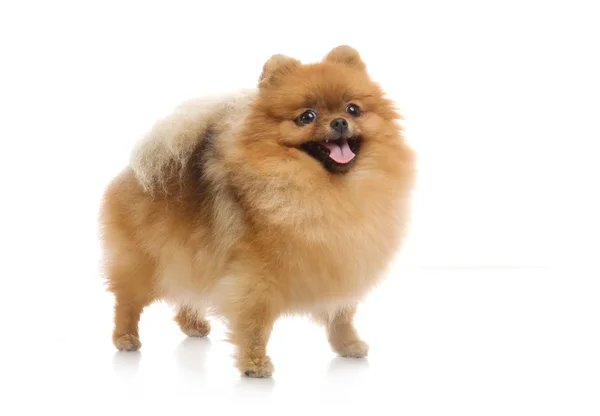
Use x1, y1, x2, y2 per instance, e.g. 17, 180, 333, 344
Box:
323, 138, 355, 164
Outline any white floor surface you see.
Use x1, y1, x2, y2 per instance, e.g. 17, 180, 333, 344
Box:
2, 265, 598, 415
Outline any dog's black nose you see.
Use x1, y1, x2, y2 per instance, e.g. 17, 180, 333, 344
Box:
330, 118, 348, 133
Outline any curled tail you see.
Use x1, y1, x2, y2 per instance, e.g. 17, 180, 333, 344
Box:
129, 90, 256, 193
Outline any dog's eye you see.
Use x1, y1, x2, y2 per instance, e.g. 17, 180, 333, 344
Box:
346, 103, 361, 117
298, 110, 317, 125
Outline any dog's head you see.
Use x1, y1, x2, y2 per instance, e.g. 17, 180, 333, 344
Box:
240, 46, 402, 176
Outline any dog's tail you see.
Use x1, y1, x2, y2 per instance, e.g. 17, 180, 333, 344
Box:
130, 90, 255, 194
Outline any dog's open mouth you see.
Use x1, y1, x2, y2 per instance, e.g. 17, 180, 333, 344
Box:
300, 137, 361, 173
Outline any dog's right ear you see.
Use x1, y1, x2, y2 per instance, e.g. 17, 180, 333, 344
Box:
323, 45, 366, 71
259, 54, 300, 87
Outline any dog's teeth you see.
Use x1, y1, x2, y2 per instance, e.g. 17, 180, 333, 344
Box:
325, 140, 330, 143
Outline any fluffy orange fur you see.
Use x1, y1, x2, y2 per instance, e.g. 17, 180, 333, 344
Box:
100, 45, 416, 377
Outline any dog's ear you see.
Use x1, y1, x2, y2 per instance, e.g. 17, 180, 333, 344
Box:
259, 54, 301, 87
323, 45, 366, 71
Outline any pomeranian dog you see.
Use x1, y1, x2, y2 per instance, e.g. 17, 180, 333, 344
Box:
100, 45, 415, 377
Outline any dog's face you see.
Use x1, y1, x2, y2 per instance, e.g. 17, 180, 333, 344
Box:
242, 46, 400, 176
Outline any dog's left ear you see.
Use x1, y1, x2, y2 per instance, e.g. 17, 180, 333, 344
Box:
323, 45, 366, 71
259, 54, 301, 87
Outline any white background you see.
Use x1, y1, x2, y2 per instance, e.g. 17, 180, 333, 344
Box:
1, 1, 598, 415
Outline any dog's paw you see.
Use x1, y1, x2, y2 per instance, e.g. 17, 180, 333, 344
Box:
337, 340, 369, 358
181, 319, 211, 338
114, 334, 142, 352
240, 356, 274, 378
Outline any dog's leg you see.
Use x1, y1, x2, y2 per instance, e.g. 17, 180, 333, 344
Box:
227, 301, 276, 378
315, 305, 369, 358
107, 255, 155, 352
175, 305, 211, 337
113, 300, 148, 351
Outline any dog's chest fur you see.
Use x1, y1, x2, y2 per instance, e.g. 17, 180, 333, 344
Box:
250, 192, 408, 308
